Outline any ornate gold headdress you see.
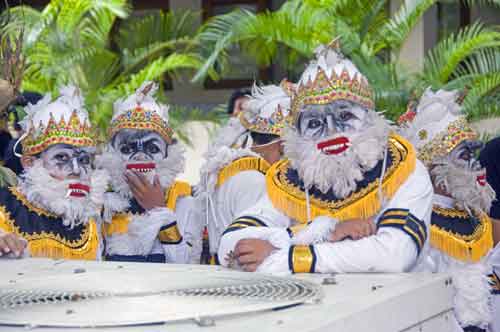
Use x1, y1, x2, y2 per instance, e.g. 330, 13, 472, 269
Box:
20, 86, 95, 156
399, 88, 477, 166
291, 39, 375, 122
109, 82, 174, 144
239, 81, 293, 137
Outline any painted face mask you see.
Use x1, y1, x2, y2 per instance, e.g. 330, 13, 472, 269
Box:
432, 139, 495, 213
112, 129, 168, 174
40, 144, 95, 198
285, 101, 390, 197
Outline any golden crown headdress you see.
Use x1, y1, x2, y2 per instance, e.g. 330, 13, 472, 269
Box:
20, 86, 95, 156
291, 39, 375, 122
109, 82, 174, 144
239, 82, 293, 137
399, 87, 477, 166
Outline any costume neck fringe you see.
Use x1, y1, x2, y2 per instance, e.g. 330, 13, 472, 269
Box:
217, 157, 271, 187
430, 208, 493, 263
266, 134, 416, 223
0, 206, 99, 260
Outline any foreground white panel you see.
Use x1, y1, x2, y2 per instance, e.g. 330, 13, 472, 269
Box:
0, 258, 455, 332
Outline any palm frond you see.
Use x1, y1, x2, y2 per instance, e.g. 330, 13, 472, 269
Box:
421, 22, 500, 87
462, 73, 500, 120
367, 0, 436, 56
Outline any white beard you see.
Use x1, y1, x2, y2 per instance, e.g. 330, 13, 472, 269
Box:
96, 142, 185, 201
431, 161, 495, 214
18, 159, 109, 228
284, 111, 391, 198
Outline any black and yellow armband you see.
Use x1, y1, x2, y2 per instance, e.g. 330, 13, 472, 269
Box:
377, 208, 427, 254
222, 216, 267, 236
288, 245, 316, 273
158, 221, 183, 244
490, 272, 500, 295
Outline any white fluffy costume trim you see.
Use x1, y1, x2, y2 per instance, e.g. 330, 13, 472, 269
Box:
449, 257, 492, 329
97, 142, 185, 220
105, 207, 176, 256
18, 159, 109, 228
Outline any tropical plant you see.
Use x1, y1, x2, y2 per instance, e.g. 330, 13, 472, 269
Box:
0, 0, 222, 139
194, 0, 500, 121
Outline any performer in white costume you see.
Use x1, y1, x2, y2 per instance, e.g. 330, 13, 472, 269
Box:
400, 88, 497, 332
217, 40, 433, 274
97, 82, 202, 264
198, 83, 292, 264
0, 86, 108, 260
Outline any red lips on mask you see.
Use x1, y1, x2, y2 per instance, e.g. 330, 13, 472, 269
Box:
126, 162, 156, 173
67, 183, 90, 198
317, 137, 350, 155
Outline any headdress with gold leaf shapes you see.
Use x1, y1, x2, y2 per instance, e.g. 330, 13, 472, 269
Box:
291, 39, 375, 122
239, 81, 293, 137
19, 86, 95, 156
109, 81, 173, 144
399, 87, 477, 166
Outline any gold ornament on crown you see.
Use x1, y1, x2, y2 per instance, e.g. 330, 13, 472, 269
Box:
290, 42, 375, 123
239, 103, 289, 137
108, 106, 174, 144
417, 117, 477, 166
22, 110, 95, 156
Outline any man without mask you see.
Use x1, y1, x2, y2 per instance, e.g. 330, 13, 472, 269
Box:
97, 82, 202, 263
400, 88, 497, 332
197, 83, 292, 264
217, 40, 433, 274
0, 86, 108, 260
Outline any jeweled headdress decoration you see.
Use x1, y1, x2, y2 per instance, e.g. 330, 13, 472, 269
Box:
239, 81, 293, 137
291, 39, 375, 122
109, 81, 174, 144
20, 86, 94, 156
399, 88, 477, 166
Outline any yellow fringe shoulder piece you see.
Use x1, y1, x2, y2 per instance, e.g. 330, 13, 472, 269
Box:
430, 207, 493, 263
217, 156, 271, 188
103, 213, 131, 236
26, 220, 99, 261
166, 180, 192, 211
0, 205, 15, 233
266, 133, 416, 224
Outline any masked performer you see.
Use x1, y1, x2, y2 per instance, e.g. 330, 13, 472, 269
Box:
198, 84, 292, 264
217, 40, 433, 274
98, 82, 202, 264
0, 86, 108, 259
400, 88, 496, 332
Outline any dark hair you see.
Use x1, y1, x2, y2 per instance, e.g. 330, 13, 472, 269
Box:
227, 89, 251, 115
7, 91, 44, 131
250, 131, 280, 146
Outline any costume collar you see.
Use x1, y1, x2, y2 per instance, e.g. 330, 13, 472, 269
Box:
431, 205, 493, 262
266, 133, 416, 223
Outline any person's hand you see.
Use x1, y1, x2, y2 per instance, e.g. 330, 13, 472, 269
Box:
329, 217, 376, 242
125, 171, 165, 210
0, 232, 27, 258
233, 239, 277, 272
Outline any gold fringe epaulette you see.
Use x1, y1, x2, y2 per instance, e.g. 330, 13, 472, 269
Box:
103, 213, 131, 236
266, 133, 416, 223
0, 205, 99, 260
166, 181, 192, 211
217, 157, 270, 188
430, 206, 493, 263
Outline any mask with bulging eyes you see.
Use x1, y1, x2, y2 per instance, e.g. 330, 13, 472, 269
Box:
297, 101, 367, 155
448, 139, 486, 186
111, 129, 168, 175
431, 138, 495, 213
40, 144, 95, 198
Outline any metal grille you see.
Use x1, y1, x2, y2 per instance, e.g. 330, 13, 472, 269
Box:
0, 277, 319, 309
